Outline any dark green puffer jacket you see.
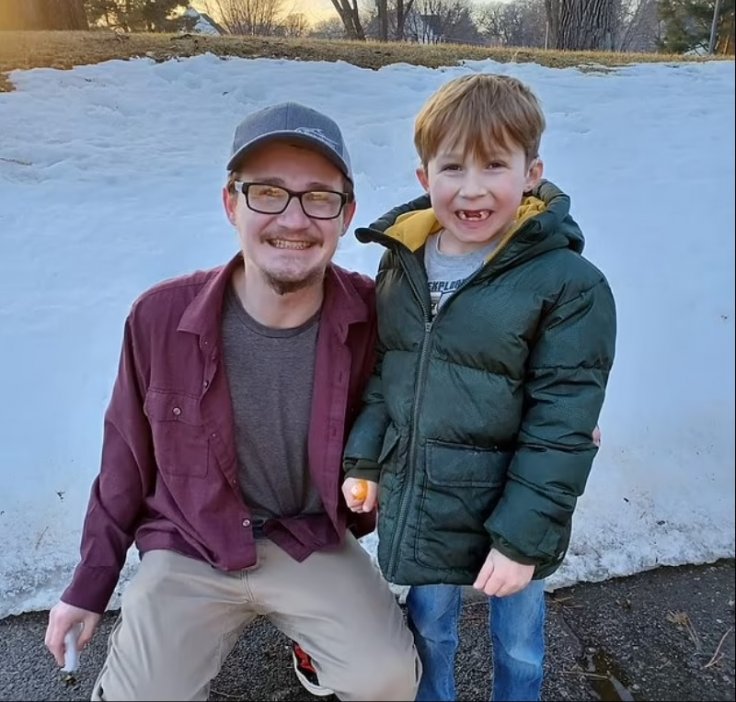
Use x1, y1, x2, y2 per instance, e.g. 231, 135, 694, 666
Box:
344, 180, 616, 585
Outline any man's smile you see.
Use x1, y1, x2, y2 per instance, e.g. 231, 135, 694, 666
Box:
267, 239, 317, 250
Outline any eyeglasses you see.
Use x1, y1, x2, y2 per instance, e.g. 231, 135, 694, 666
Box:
233, 181, 352, 220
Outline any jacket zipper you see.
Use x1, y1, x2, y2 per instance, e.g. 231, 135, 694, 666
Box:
383, 247, 503, 578
385, 248, 434, 578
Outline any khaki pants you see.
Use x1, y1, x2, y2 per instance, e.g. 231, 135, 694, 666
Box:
91, 535, 419, 701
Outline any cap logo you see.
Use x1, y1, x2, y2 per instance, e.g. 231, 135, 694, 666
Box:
293, 127, 339, 151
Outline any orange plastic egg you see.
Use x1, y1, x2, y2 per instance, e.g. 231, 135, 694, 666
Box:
351, 480, 368, 501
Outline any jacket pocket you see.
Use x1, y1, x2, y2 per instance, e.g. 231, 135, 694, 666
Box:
425, 440, 510, 487
144, 390, 210, 478
414, 441, 512, 571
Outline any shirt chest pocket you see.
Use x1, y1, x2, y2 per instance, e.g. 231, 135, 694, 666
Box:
144, 390, 210, 478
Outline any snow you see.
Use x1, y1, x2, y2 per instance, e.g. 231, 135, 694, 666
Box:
0, 53, 733, 617
183, 7, 222, 35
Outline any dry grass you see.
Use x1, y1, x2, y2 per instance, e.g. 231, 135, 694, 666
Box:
0, 29, 731, 92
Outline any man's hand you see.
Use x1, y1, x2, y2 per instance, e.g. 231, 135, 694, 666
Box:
45, 601, 101, 667
342, 477, 378, 513
472, 548, 535, 598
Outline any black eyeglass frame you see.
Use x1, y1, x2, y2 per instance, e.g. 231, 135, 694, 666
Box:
233, 180, 352, 220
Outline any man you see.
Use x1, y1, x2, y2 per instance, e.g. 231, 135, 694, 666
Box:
44, 102, 420, 701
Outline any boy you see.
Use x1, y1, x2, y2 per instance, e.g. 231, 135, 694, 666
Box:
341, 74, 616, 701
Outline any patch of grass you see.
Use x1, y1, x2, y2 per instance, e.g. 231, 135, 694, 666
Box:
0, 29, 731, 92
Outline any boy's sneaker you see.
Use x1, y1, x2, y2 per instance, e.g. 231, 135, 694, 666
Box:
291, 642, 334, 697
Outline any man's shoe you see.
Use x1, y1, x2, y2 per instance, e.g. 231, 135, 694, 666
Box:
291, 643, 334, 697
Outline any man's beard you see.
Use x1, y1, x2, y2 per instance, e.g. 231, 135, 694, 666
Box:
263, 266, 324, 296
257, 229, 331, 295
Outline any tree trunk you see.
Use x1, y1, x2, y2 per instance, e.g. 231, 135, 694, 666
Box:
0, 0, 88, 29
395, 0, 415, 40
330, 0, 366, 40
716, 8, 735, 54
545, 0, 615, 51
376, 0, 389, 41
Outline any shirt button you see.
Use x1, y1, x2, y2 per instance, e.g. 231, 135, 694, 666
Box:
172, 407, 181, 416
242, 519, 251, 528
203, 380, 209, 388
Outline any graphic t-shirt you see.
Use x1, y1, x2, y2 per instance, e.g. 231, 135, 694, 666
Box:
424, 231, 498, 317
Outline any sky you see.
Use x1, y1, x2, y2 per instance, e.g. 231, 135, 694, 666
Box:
192, 0, 341, 25
0, 53, 734, 618
269, 0, 337, 24
192, 0, 510, 26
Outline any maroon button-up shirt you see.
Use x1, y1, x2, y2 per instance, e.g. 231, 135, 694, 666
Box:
62, 255, 377, 614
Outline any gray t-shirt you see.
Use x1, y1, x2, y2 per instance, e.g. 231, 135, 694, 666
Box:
221, 285, 324, 524
424, 231, 498, 317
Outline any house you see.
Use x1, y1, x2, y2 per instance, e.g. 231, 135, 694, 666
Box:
406, 13, 444, 44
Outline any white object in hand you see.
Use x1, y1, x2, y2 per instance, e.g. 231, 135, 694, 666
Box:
62, 624, 82, 673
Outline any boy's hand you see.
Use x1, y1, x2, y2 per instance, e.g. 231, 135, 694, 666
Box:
342, 477, 378, 513
473, 548, 534, 598
593, 424, 601, 447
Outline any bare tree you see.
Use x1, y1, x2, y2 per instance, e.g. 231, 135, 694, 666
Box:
475, 0, 547, 47
716, 5, 735, 53
1, 0, 89, 29
394, 0, 416, 38
275, 12, 309, 36
203, 0, 284, 35
376, 0, 389, 39
696, 0, 735, 54
330, 0, 366, 39
309, 16, 347, 38
544, 0, 618, 50
616, 0, 660, 52
363, 0, 416, 40
475, 1, 521, 45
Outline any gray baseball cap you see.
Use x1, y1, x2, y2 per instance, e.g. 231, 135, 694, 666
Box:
227, 102, 353, 184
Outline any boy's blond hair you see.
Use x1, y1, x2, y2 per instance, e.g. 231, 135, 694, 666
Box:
414, 74, 545, 168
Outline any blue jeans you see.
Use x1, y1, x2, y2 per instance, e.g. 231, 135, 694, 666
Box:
407, 580, 545, 701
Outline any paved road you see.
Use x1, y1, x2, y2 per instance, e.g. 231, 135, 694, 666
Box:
1, 559, 733, 701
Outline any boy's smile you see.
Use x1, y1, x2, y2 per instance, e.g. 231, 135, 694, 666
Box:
457, 209, 491, 221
